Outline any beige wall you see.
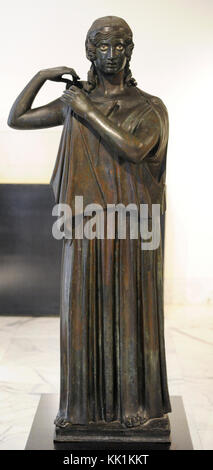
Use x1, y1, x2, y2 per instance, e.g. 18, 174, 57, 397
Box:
1, 0, 213, 304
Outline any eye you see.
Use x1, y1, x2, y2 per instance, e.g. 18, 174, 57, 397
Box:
116, 44, 124, 51
99, 44, 108, 51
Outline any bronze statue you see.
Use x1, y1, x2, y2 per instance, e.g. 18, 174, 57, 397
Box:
8, 16, 171, 446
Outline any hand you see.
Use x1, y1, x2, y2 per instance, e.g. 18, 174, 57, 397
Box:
60, 85, 93, 118
38, 67, 80, 88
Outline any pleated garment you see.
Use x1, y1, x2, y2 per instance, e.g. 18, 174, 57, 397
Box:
57, 217, 171, 427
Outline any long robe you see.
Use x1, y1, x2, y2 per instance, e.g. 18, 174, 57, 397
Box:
51, 86, 171, 427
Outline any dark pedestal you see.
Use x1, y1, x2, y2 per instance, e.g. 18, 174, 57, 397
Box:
25, 395, 193, 450
55, 415, 171, 448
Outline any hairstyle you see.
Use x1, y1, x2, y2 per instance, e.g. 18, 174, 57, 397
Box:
84, 16, 137, 92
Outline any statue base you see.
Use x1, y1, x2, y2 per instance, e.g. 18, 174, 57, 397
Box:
25, 395, 193, 450
54, 415, 170, 447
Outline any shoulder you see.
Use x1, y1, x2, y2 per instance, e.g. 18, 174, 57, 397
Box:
135, 87, 168, 116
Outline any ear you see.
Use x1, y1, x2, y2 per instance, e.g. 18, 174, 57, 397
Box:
86, 39, 97, 62
125, 43, 134, 60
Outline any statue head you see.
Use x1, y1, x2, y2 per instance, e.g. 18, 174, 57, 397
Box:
84, 16, 137, 91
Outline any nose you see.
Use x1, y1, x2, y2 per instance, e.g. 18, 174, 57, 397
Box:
107, 46, 117, 60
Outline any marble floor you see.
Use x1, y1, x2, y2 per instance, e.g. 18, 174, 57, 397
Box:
0, 304, 212, 450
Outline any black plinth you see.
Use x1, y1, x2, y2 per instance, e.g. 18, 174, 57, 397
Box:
25, 395, 193, 450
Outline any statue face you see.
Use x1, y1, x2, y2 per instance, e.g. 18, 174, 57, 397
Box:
94, 34, 127, 75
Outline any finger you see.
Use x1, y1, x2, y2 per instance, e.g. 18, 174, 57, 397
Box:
69, 85, 80, 92
60, 93, 73, 100
69, 85, 86, 96
65, 80, 73, 90
60, 95, 72, 104
63, 88, 76, 94
63, 90, 76, 98
60, 96, 68, 102
60, 78, 73, 84
53, 67, 80, 79
65, 68, 80, 79
62, 92, 75, 100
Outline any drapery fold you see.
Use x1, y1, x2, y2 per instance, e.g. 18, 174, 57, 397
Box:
56, 217, 171, 427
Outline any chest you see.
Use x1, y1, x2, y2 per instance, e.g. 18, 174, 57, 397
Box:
89, 92, 148, 130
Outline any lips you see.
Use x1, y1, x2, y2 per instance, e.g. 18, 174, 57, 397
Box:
106, 62, 118, 68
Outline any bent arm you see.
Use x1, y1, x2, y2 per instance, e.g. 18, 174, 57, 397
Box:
8, 71, 66, 130
86, 106, 159, 164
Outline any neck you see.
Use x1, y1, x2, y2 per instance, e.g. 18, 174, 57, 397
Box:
96, 69, 125, 96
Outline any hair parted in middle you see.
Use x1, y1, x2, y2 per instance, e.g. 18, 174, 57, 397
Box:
84, 16, 137, 93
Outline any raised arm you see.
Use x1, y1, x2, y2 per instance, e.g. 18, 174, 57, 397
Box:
8, 67, 80, 130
